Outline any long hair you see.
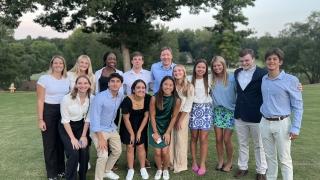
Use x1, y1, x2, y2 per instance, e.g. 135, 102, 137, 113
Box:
173, 64, 192, 97
155, 76, 179, 110
69, 55, 95, 82
48, 55, 67, 78
211, 56, 228, 87
191, 59, 209, 96
70, 75, 92, 99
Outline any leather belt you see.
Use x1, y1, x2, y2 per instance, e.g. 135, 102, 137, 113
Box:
264, 115, 289, 121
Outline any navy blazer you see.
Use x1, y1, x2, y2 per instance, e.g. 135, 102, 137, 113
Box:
234, 66, 268, 123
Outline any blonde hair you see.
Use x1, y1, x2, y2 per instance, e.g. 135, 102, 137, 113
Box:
211, 56, 228, 87
69, 55, 95, 88
173, 64, 192, 97
48, 55, 67, 78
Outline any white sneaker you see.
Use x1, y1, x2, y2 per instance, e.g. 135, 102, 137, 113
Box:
88, 162, 91, 170
154, 170, 162, 180
140, 167, 149, 179
163, 170, 170, 180
126, 169, 134, 180
104, 171, 120, 180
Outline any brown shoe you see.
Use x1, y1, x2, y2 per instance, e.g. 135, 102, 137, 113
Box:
256, 173, 266, 180
234, 169, 248, 178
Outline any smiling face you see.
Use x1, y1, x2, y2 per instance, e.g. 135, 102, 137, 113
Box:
105, 53, 117, 68
78, 58, 90, 73
51, 58, 65, 74
131, 55, 144, 69
195, 62, 207, 78
239, 54, 255, 70
108, 77, 122, 92
266, 54, 282, 71
133, 81, 146, 97
212, 61, 224, 75
76, 77, 91, 94
173, 65, 186, 80
161, 78, 174, 96
160, 49, 173, 67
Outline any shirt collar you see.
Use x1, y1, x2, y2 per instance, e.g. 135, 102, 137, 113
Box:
243, 65, 256, 72
129, 68, 144, 74
266, 70, 285, 80
160, 61, 175, 70
106, 89, 119, 98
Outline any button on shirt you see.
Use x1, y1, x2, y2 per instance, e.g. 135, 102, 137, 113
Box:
123, 69, 152, 95
60, 93, 92, 124
151, 61, 176, 93
260, 71, 303, 134
238, 65, 256, 90
90, 89, 124, 133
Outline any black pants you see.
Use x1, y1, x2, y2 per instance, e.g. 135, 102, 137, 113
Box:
42, 103, 65, 178
59, 120, 89, 180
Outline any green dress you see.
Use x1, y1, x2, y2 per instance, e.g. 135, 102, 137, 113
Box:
149, 95, 174, 148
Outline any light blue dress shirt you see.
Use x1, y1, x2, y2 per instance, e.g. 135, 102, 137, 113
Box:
90, 89, 124, 133
151, 61, 176, 93
260, 71, 303, 134
211, 73, 237, 111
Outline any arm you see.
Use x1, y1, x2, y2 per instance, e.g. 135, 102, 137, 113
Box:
149, 96, 160, 142
137, 111, 149, 143
63, 123, 81, 149
123, 113, 135, 144
90, 96, 107, 150
163, 98, 182, 144
36, 84, 46, 131
79, 122, 90, 148
175, 85, 194, 130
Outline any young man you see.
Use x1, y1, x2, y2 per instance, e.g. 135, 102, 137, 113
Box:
90, 73, 124, 180
150, 47, 176, 94
123, 51, 152, 95
260, 48, 303, 180
234, 49, 268, 180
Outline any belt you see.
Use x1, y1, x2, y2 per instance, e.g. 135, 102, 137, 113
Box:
264, 115, 289, 121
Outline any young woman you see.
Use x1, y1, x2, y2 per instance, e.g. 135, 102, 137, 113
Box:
95, 51, 123, 94
210, 56, 236, 172
37, 55, 70, 180
68, 55, 95, 93
189, 59, 213, 176
149, 76, 181, 180
59, 75, 93, 180
169, 65, 194, 173
120, 79, 151, 180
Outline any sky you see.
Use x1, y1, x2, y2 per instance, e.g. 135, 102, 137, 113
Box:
14, 0, 320, 39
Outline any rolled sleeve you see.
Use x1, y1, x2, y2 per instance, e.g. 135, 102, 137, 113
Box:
60, 95, 71, 124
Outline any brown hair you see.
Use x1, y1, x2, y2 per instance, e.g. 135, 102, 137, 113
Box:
155, 76, 179, 110
48, 55, 67, 78
264, 48, 284, 61
191, 59, 209, 96
131, 51, 144, 61
239, 48, 255, 58
70, 75, 92, 99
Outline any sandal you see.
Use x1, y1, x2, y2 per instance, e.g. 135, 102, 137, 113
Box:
197, 167, 206, 176
215, 164, 224, 171
221, 165, 233, 172
192, 164, 199, 173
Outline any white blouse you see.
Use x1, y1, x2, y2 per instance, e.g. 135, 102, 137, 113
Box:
60, 93, 93, 124
193, 78, 212, 104
177, 84, 195, 113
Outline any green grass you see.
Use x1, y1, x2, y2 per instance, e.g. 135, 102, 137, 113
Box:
0, 85, 319, 180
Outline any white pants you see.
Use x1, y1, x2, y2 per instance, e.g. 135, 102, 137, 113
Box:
235, 119, 267, 174
260, 117, 293, 180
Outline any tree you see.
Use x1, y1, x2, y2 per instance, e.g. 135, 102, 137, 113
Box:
279, 11, 320, 84
207, 0, 255, 65
29, 0, 208, 71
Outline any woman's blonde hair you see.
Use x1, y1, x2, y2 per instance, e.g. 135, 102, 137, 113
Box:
70, 75, 92, 99
211, 56, 228, 87
48, 55, 67, 78
173, 64, 193, 97
70, 55, 94, 78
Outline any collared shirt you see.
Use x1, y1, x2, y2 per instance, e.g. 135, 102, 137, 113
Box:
37, 74, 70, 104
123, 68, 152, 95
60, 93, 93, 124
260, 71, 303, 134
151, 61, 176, 93
90, 89, 124, 133
94, 67, 123, 94
238, 65, 256, 90
211, 73, 237, 111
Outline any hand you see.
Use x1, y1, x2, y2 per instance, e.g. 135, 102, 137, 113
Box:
71, 137, 81, 150
289, 132, 299, 140
174, 119, 182, 130
163, 133, 170, 145
130, 133, 135, 145
152, 132, 160, 143
38, 119, 47, 131
98, 138, 107, 151
79, 136, 88, 148
136, 131, 141, 143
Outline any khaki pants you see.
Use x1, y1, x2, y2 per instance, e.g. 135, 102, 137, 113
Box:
91, 131, 122, 180
169, 113, 190, 173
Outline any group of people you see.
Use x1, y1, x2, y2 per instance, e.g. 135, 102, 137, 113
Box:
36, 47, 303, 180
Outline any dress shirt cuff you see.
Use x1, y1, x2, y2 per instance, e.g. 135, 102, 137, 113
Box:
290, 126, 300, 135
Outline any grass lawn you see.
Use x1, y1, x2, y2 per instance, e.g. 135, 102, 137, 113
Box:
0, 84, 319, 180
